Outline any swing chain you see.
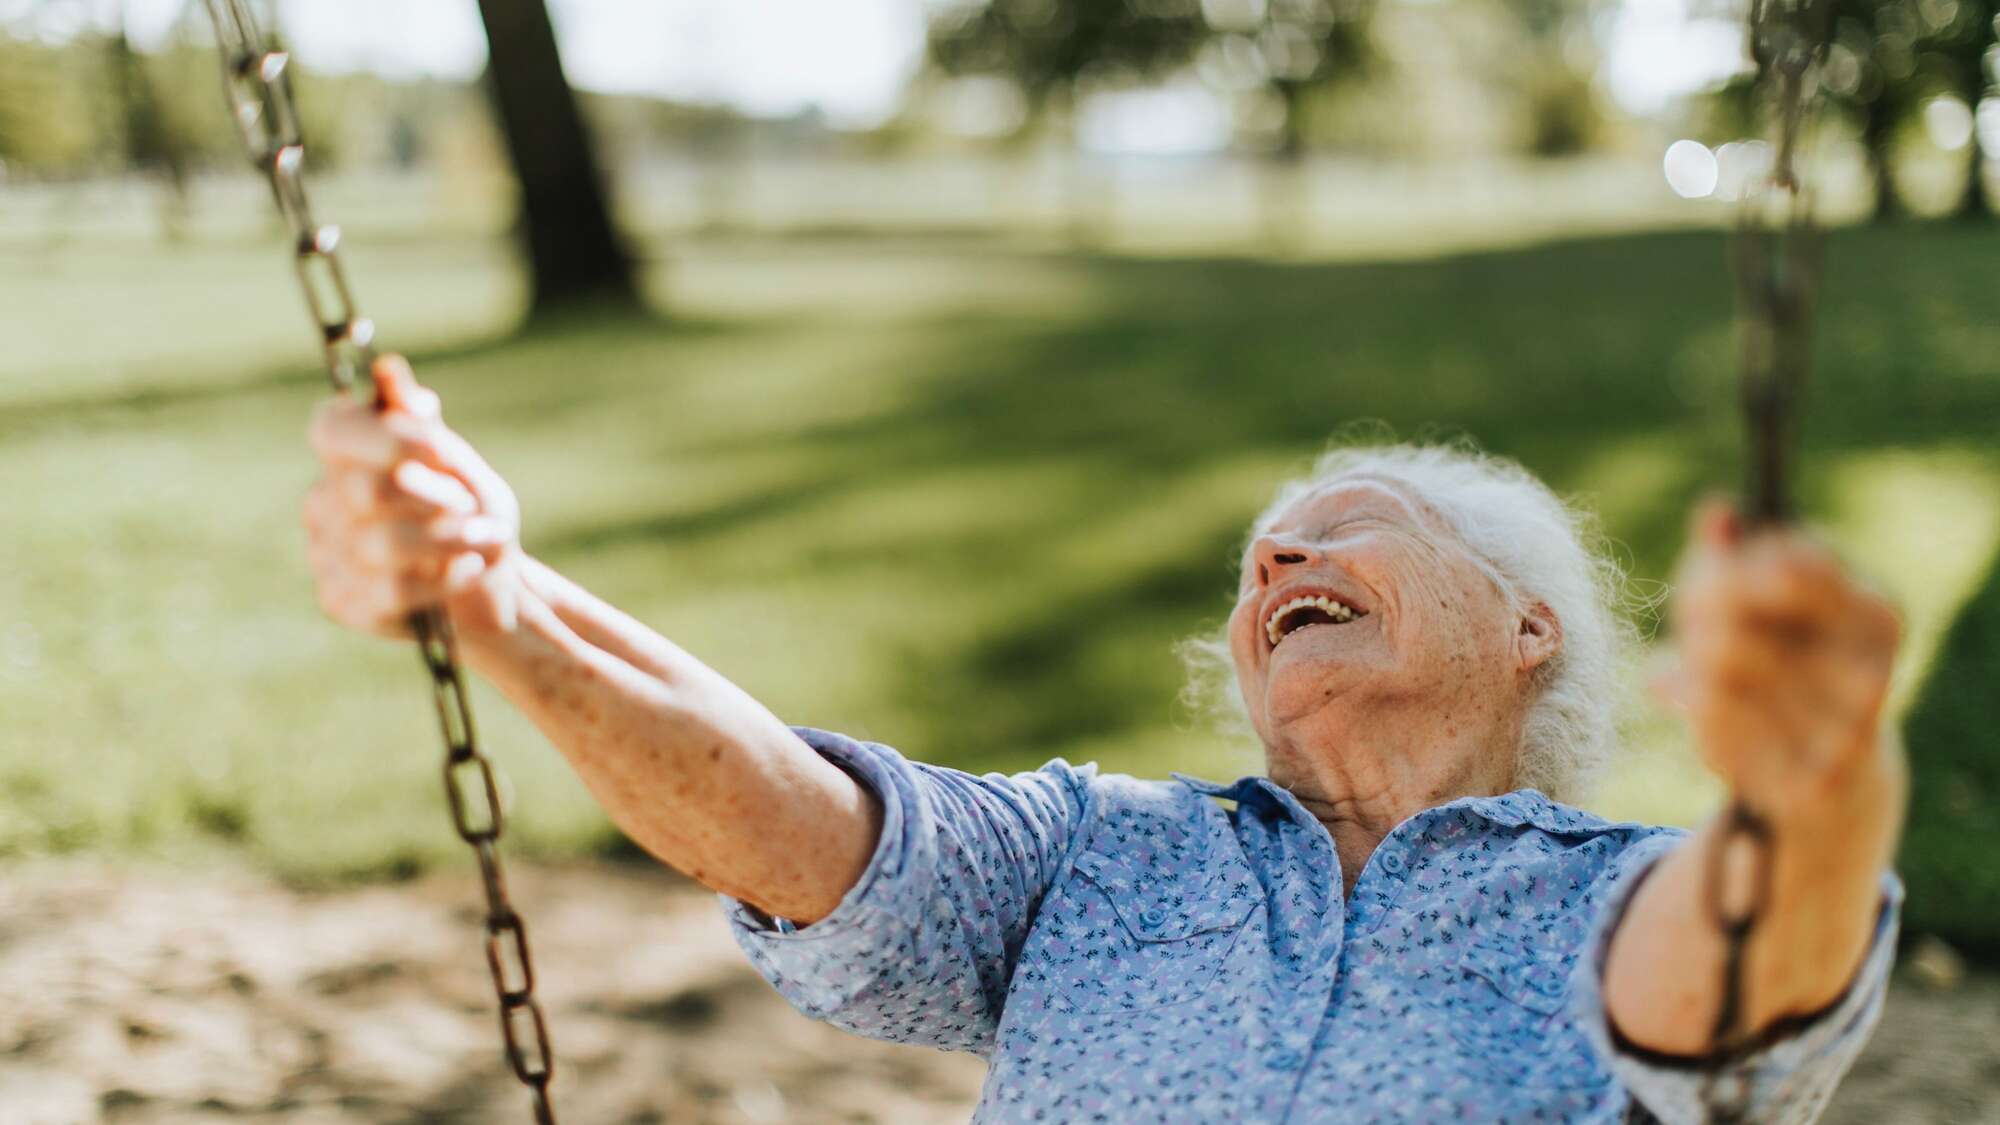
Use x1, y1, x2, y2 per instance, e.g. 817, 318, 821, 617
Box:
418, 613, 559, 1116
1695, 802, 1776, 1121
1737, 0, 1833, 528
201, 0, 377, 390
199, 3, 556, 1120
1693, 0, 1834, 1120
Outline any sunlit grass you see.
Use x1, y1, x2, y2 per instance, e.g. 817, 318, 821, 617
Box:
1, 220, 1994, 882
1594, 449, 2000, 828
1826, 450, 2000, 712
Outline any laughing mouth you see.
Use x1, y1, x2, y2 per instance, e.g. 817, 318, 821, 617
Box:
1264, 592, 1369, 648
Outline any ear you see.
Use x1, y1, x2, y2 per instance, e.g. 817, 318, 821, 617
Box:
1514, 601, 1562, 676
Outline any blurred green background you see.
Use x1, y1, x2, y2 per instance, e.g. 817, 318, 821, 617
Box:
0, 0, 1996, 956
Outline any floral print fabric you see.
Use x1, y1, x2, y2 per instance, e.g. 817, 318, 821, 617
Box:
723, 728, 1898, 1123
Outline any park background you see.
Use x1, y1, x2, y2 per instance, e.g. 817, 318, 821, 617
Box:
1, 0, 1996, 1120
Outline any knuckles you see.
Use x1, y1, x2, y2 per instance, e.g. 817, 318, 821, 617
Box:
1681, 543, 1891, 634
305, 395, 451, 470
301, 481, 333, 530
1673, 524, 1902, 784
1674, 548, 1900, 698
305, 385, 486, 640
303, 478, 468, 587
392, 432, 444, 467
304, 399, 347, 455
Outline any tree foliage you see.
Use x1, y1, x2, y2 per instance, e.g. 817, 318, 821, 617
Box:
1714, 0, 1997, 218
926, 0, 1212, 125
1202, 0, 1380, 158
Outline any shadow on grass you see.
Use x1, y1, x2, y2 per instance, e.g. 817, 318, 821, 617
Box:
519, 227, 1995, 774
893, 514, 1255, 773
32, 222, 1993, 856
0, 304, 741, 432
1900, 549, 2000, 962
535, 224, 1998, 774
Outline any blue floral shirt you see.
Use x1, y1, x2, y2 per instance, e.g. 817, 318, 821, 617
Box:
723, 728, 1899, 1123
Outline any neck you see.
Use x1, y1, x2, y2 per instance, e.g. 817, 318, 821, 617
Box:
1262, 702, 1520, 896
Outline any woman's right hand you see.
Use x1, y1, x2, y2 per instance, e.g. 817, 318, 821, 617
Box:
303, 355, 524, 641
306, 360, 882, 926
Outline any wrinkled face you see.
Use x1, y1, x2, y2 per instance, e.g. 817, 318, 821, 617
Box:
1227, 476, 1549, 759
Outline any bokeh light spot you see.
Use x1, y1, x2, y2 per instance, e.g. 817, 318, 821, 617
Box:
1925, 96, 1975, 152
1663, 139, 1719, 198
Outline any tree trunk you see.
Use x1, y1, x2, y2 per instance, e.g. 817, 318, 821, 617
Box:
1951, 61, 1991, 222
107, 21, 190, 241
1041, 90, 1107, 249
473, 0, 640, 317
1860, 94, 1900, 223
1260, 83, 1310, 251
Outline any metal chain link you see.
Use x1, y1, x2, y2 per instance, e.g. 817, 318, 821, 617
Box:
1697, 801, 1776, 1121
1738, 0, 1834, 529
1696, 0, 1835, 1120
198, 3, 557, 1119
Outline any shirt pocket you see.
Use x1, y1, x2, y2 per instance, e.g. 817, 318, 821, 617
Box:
1035, 847, 1258, 1017
1445, 938, 1601, 1090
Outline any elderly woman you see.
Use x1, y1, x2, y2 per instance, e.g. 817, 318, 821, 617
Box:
305, 359, 1903, 1123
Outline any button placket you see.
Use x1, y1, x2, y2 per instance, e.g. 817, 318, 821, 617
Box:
1256, 804, 1352, 1112
1359, 842, 1425, 936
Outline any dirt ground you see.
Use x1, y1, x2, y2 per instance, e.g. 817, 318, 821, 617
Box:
1, 861, 1993, 1125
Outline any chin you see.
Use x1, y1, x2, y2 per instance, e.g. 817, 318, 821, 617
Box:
1261, 660, 1353, 727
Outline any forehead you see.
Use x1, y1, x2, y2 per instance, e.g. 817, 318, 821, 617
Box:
1265, 474, 1440, 533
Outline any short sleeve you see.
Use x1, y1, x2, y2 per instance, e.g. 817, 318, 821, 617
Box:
1568, 835, 1903, 1124
720, 727, 1094, 1056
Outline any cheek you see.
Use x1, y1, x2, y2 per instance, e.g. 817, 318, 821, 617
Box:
1227, 603, 1271, 694
1227, 602, 1259, 662
1390, 565, 1500, 663
1429, 579, 1515, 669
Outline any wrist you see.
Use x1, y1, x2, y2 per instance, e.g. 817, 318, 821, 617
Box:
454, 568, 552, 677
1758, 731, 1905, 836
1755, 736, 1904, 908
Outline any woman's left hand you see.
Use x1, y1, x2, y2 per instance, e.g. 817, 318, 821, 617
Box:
1663, 500, 1905, 828
1604, 501, 1907, 1055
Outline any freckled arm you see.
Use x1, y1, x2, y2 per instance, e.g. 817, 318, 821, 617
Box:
1600, 760, 1898, 1057
456, 556, 882, 924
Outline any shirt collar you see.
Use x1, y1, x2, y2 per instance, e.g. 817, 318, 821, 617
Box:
1171, 772, 1306, 820
1171, 772, 1617, 838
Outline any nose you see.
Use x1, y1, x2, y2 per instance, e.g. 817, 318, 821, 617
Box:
1251, 535, 1321, 587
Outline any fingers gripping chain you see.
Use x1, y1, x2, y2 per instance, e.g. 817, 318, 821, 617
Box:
199, 2, 557, 1119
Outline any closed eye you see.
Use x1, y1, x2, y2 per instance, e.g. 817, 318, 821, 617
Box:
1301, 516, 1390, 542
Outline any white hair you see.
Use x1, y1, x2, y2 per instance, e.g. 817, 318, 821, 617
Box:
1181, 439, 1643, 805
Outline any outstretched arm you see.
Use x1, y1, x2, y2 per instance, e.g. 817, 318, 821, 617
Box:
1602, 502, 1905, 1057
460, 558, 883, 922
303, 357, 879, 923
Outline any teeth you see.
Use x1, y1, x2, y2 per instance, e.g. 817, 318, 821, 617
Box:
1264, 594, 1363, 646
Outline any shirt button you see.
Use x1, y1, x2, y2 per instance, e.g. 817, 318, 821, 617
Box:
1381, 852, 1406, 875
1267, 1048, 1304, 1071
1138, 907, 1166, 928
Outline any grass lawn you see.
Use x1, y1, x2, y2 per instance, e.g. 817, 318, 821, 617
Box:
1, 223, 1996, 883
